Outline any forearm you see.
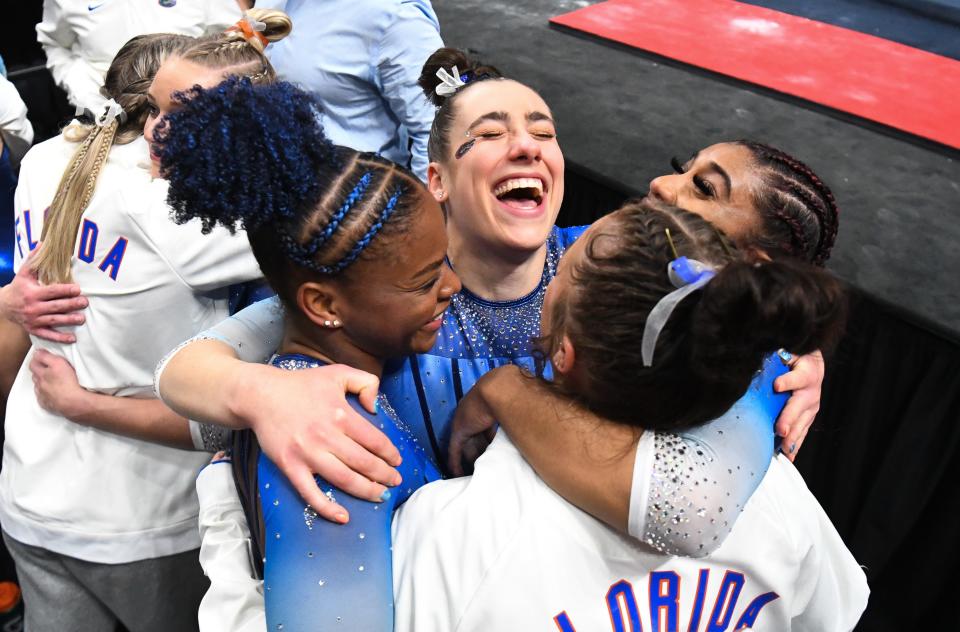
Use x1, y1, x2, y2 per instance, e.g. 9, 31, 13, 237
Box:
158, 338, 272, 430
66, 392, 192, 449
0, 318, 29, 396
478, 365, 636, 531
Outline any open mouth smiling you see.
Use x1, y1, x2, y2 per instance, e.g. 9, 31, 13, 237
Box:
493, 177, 545, 210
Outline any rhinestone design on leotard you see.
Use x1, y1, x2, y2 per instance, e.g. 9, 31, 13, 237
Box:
432, 229, 564, 360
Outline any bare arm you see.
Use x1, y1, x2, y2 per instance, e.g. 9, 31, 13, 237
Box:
0, 317, 30, 395
30, 349, 192, 449
451, 354, 825, 539
157, 333, 402, 523
0, 317, 31, 422
450, 365, 637, 531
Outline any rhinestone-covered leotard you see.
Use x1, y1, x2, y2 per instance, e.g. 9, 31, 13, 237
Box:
257, 353, 441, 632
381, 225, 587, 470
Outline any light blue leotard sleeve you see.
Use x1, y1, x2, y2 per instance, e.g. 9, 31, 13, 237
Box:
258, 354, 441, 632
629, 352, 791, 556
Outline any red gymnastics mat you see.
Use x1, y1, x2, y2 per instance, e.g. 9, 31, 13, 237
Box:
550, 0, 960, 150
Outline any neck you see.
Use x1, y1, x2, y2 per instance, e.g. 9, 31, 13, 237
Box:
278, 314, 384, 380
448, 233, 548, 302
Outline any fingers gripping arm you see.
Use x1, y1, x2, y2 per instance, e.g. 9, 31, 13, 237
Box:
156, 298, 399, 522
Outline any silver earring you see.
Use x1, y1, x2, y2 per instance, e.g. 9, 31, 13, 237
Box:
323, 320, 332, 327
332, 319, 341, 327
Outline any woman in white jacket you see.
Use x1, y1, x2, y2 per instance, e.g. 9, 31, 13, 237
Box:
37, 0, 242, 110
1, 12, 291, 629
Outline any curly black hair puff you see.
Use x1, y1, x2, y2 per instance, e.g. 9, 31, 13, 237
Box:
158, 77, 335, 235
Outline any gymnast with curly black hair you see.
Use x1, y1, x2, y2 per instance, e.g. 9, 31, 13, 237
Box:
155, 77, 459, 632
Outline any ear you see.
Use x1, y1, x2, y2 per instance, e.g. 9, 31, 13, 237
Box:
296, 281, 342, 330
427, 161, 447, 202
551, 334, 577, 376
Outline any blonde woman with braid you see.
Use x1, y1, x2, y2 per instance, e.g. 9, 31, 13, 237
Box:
0, 12, 293, 631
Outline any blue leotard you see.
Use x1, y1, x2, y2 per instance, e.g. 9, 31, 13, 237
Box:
382, 225, 586, 467
258, 353, 441, 632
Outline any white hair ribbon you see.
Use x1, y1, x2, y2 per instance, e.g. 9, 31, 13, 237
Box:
243, 14, 266, 32
435, 65, 467, 97
96, 99, 125, 127
641, 257, 716, 367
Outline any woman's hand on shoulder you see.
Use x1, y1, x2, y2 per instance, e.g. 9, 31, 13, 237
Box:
773, 350, 825, 461
1, 247, 87, 343
235, 362, 402, 524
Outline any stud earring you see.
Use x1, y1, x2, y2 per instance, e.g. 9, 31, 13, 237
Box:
323, 320, 332, 327
332, 320, 341, 327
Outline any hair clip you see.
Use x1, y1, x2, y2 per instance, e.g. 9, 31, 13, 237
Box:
98, 99, 126, 127
76, 99, 127, 127
435, 65, 467, 97
231, 14, 269, 46
665, 228, 679, 259
641, 256, 717, 367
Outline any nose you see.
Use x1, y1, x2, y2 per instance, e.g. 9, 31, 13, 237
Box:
507, 129, 542, 162
440, 262, 462, 299
144, 114, 160, 144
648, 174, 679, 205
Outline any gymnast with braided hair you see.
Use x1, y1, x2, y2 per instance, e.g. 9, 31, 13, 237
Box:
156, 77, 459, 632
0, 32, 269, 631
450, 137, 844, 546
394, 200, 866, 631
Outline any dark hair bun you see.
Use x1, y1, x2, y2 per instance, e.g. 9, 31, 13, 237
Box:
690, 259, 846, 379
158, 77, 334, 234
418, 47, 502, 107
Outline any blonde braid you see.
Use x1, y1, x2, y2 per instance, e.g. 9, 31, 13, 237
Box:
31, 33, 193, 285
34, 120, 120, 284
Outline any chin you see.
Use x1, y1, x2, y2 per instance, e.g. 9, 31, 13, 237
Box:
495, 221, 555, 253
410, 331, 440, 354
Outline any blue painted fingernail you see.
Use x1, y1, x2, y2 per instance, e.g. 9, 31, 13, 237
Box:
778, 349, 793, 365
789, 442, 797, 454
380, 489, 391, 501
373, 399, 380, 414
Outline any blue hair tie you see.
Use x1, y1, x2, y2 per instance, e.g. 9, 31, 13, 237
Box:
641, 256, 717, 367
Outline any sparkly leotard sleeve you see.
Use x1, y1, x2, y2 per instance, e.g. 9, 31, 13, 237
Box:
258, 353, 441, 632
630, 353, 790, 556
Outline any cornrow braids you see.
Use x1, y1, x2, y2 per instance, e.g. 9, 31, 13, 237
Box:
160, 79, 426, 313
735, 140, 840, 266
282, 172, 375, 263
311, 185, 408, 275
